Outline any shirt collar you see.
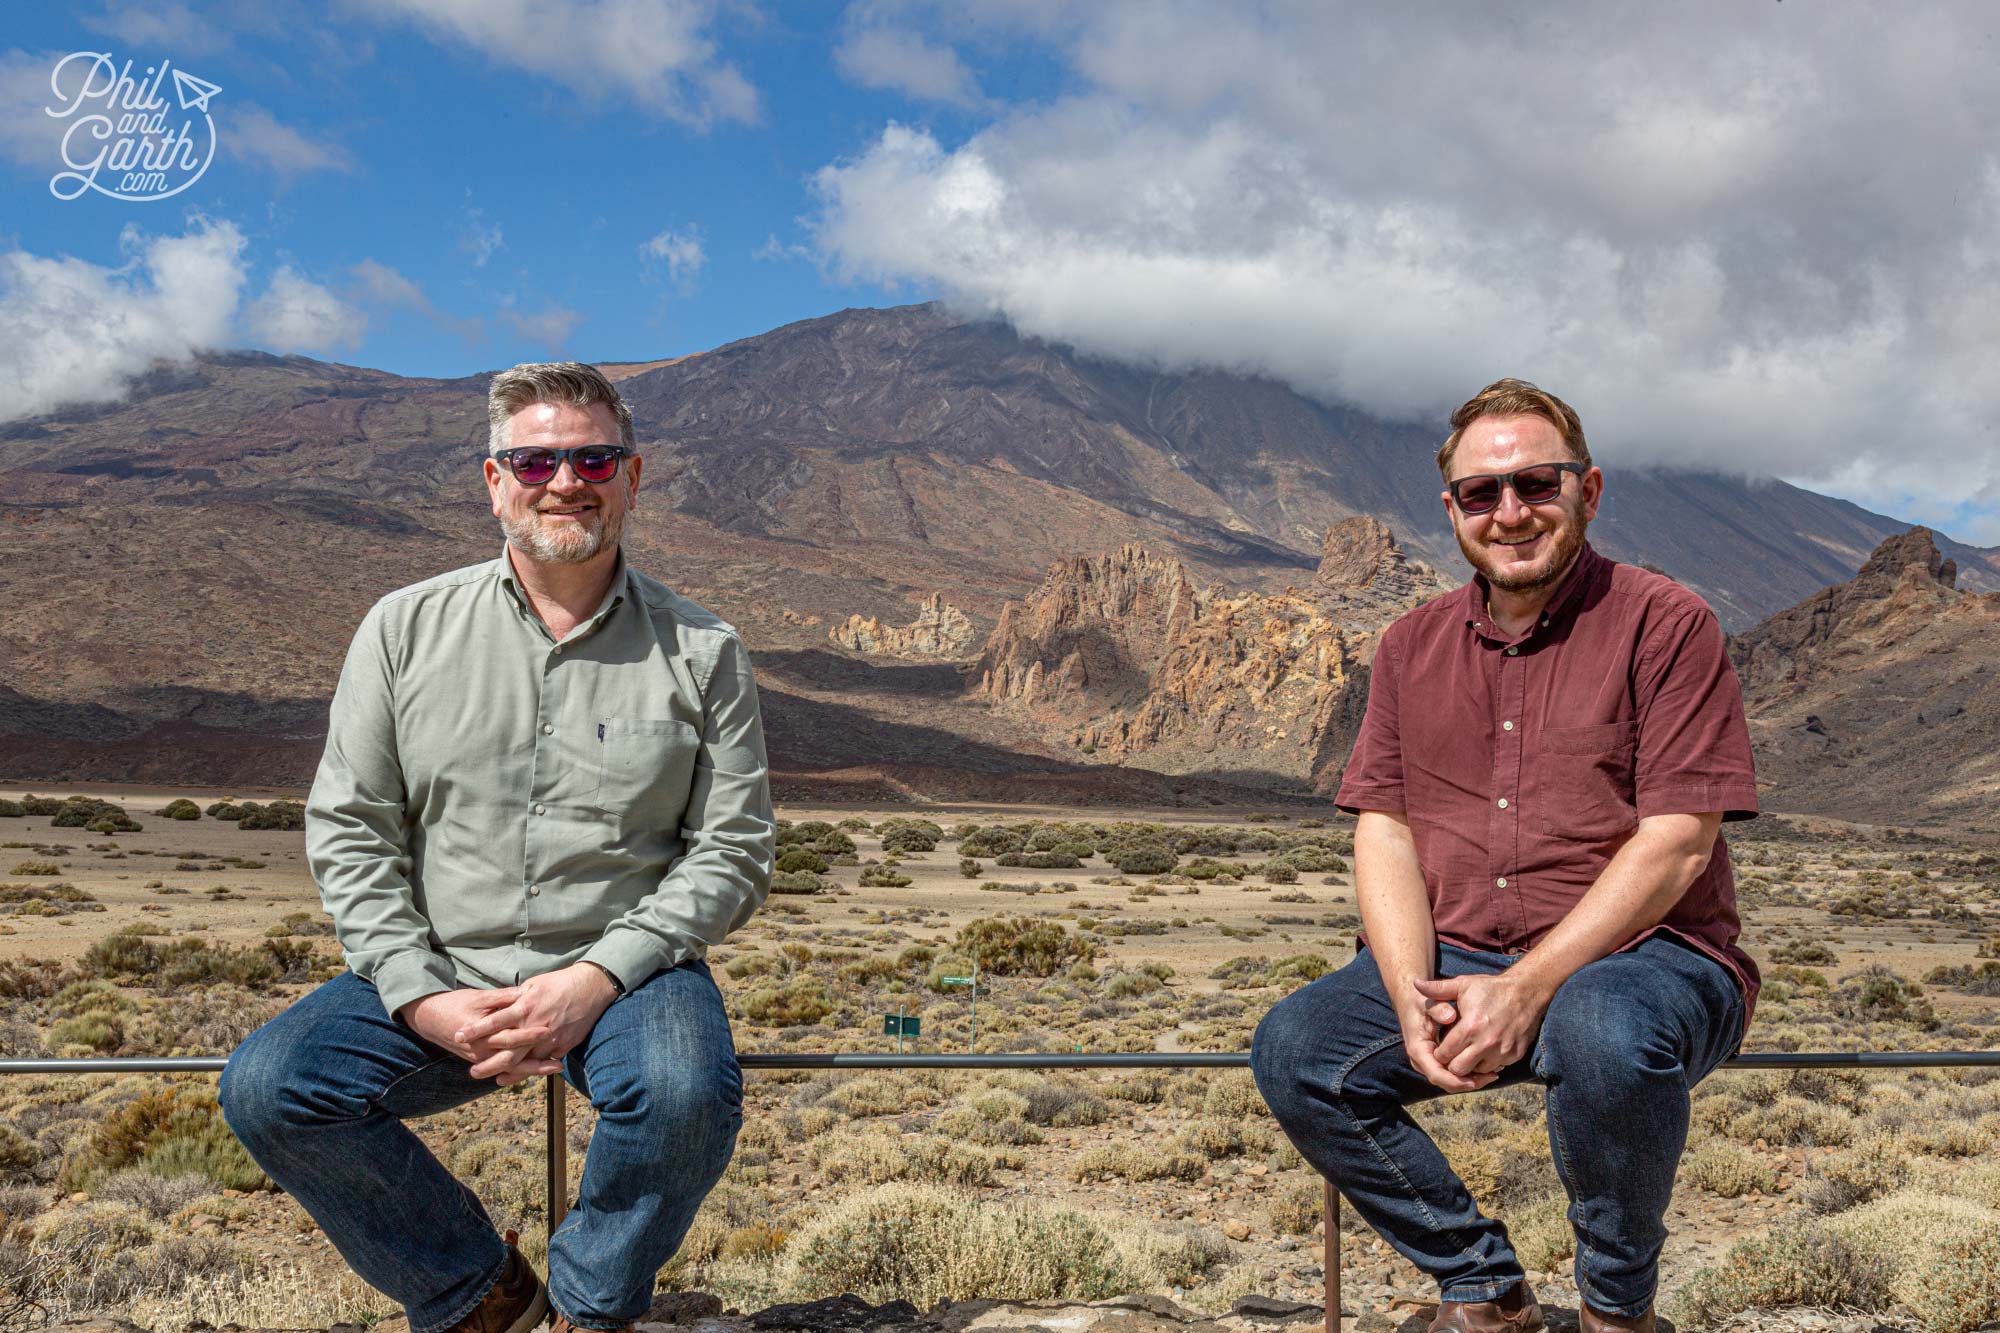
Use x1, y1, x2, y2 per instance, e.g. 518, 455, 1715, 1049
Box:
495, 545, 630, 631
1462, 541, 1606, 642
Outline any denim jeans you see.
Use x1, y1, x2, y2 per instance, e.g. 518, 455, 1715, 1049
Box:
1251, 936, 1743, 1317
220, 961, 741, 1333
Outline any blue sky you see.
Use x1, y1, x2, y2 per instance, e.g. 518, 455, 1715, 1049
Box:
4, 2, 1999, 545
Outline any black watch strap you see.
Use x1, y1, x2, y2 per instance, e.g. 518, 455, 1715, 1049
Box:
586, 960, 626, 996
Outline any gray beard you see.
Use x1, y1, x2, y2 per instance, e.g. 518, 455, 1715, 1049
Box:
500, 505, 623, 565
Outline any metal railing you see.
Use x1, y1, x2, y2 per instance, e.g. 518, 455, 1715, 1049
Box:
5, 1048, 1997, 1331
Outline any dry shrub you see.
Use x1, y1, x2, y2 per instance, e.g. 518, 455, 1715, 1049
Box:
1725, 1095, 1854, 1148
1672, 1224, 1889, 1328
0, 1123, 41, 1180
1506, 1192, 1574, 1273
1831, 1191, 2000, 1333
1069, 1143, 1203, 1183
94, 1165, 217, 1219
1177, 1118, 1246, 1160
1019, 1078, 1109, 1127
58, 1086, 267, 1193
1201, 1070, 1269, 1120
779, 1183, 1128, 1306
934, 1108, 1042, 1147
1797, 1134, 1909, 1216
1265, 1178, 1323, 1235
809, 1129, 1010, 1187
1681, 1140, 1778, 1198
953, 917, 1093, 977
1433, 1125, 1561, 1214
823, 1073, 942, 1118
130, 1257, 387, 1331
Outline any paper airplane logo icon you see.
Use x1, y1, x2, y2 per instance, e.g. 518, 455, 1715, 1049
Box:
171, 67, 221, 112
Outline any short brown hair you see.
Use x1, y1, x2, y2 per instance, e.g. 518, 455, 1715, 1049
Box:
1436, 378, 1590, 481
487, 362, 636, 454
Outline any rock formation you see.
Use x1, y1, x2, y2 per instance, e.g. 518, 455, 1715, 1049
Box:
830, 593, 976, 660
973, 525, 1453, 790
1731, 527, 2000, 824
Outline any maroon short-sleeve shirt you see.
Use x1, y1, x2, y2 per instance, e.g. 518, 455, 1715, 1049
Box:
1335, 542, 1762, 1022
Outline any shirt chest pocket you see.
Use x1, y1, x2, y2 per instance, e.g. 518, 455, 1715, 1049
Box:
1537, 720, 1639, 842
593, 718, 701, 825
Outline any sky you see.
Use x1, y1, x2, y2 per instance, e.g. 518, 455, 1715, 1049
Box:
3, 1, 1999, 545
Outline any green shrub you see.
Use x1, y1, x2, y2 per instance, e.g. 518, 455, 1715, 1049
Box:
159, 799, 201, 821
878, 819, 942, 854
52, 800, 124, 828
769, 869, 824, 895
996, 851, 1081, 869
1260, 861, 1300, 884
958, 857, 982, 879
0, 1122, 43, 1179
58, 1087, 269, 1193
237, 801, 305, 831
954, 917, 1093, 977
740, 979, 832, 1027
1829, 966, 1936, 1028
205, 802, 246, 820
775, 848, 829, 875
960, 827, 1026, 858
10, 860, 60, 876
1108, 843, 1177, 875
0, 799, 23, 817
20, 796, 64, 816
858, 866, 911, 888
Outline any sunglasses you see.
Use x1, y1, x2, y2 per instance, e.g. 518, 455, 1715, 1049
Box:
1448, 461, 1586, 514
493, 445, 631, 486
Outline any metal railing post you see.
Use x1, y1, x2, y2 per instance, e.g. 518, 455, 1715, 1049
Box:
1323, 1179, 1341, 1333
547, 1075, 569, 1234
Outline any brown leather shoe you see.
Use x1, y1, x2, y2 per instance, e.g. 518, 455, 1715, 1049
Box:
1426, 1282, 1544, 1333
449, 1233, 547, 1333
1579, 1305, 1655, 1333
546, 1316, 634, 1333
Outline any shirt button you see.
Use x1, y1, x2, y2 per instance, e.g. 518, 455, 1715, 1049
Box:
541, 723, 554, 735
528, 884, 541, 896
1505, 645, 1519, 656
1497, 877, 1508, 888
533, 802, 546, 815
1502, 721, 1514, 732
552, 644, 564, 655
1497, 798, 1509, 809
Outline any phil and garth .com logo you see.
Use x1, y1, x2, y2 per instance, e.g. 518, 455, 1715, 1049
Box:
45, 51, 222, 202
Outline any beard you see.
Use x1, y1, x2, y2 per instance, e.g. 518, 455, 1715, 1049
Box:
500, 501, 625, 565
1454, 502, 1589, 593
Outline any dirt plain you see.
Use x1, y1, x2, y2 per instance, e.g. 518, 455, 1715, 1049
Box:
1, 785, 1997, 1332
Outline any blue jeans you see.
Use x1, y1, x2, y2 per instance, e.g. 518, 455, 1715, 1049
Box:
221, 962, 742, 1333
1251, 937, 1743, 1317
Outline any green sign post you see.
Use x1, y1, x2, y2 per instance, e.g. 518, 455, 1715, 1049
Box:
882, 1010, 920, 1053
938, 958, 979, 1052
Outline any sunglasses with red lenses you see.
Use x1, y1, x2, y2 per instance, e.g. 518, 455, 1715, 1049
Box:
494, 444, 631, 486
1449, 461, 1585, 515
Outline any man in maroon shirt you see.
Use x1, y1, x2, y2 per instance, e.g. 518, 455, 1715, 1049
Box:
1252, 379, 1759, 1333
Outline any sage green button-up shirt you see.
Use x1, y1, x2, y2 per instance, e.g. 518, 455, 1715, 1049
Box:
305, 551, 776, 1019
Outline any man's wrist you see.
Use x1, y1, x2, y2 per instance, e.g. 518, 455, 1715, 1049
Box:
580, 959, 626, 998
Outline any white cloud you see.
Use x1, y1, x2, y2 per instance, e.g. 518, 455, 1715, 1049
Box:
349, 257, 483, 342
460, 207, 504, 267
230, 103, 354, 176
246, 264, 367, 354
0, 47, 78, 170
807, 3, 2000, 539
354, 0, 757, 128
497, 301, 583, 350
640, 224, 705, 290
0, 218, 249, 423
78, 3, 230, 55
835, 25, 980, 107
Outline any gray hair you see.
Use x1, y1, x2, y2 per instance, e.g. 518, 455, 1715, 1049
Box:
487, 361, 636, 454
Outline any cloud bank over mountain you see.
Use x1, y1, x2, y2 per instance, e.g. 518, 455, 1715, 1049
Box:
808, 2, 2000, 540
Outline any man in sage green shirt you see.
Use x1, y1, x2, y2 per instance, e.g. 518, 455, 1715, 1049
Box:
223, 362, 774, 1333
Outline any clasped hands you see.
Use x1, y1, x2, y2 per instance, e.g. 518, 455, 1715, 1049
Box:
399, 963, 620, 1086
1400, 971, 1549, 1094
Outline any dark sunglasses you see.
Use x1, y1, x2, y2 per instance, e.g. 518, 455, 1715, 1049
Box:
1448, 461, 1586, 515
493, 444, 631, 486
